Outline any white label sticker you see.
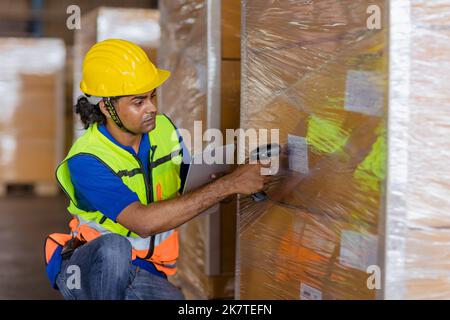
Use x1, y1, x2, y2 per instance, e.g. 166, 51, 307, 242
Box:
339, 230, 378, 272
300, 283, 322, 300
288, 134, 309, 174
301, 224, 336, 259
344, 70, 384, 116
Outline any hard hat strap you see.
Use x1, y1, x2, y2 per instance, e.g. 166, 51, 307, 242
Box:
104, 98, 137, 135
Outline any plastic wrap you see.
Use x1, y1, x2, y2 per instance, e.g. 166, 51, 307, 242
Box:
0, 38, 65, 190
158, 0, 241, 299
73, 7, 160, 139
237, 0, 387, 299
158, 0, 207, 136
385, 0, 450, 299
238, 0, 450, 300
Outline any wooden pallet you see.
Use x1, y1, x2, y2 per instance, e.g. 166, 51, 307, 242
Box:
0, 182, 59, 197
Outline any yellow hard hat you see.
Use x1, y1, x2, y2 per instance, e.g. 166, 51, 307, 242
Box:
80, 39, 170, 97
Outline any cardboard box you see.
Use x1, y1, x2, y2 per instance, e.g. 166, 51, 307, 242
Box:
159, 0, 241, 299
382, 0, 450, 299
221, 0, 241, 60
0, 38, 65, 189
238, 0, 386, 299
238, 204, 377, 299
240, 0, 450, 300
402, 229, 450, 299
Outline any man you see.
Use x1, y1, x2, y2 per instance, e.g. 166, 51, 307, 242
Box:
44, 39, 269, 300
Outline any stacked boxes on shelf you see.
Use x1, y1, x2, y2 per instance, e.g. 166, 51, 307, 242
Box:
0, 38, 65, 195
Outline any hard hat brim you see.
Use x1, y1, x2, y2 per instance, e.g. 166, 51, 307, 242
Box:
152, 68, 171, 91
132, 67, 171, 96
131, 67, 171, 96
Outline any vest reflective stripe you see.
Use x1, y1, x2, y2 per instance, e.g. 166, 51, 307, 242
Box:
74, 215, 175, 250
150, 148, 182, 169
70, 216, 178, 274
52, 114, 182, 275
117, 168, 143, 178
64, 216, 179, 276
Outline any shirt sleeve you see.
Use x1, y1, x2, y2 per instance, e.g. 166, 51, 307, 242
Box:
68, 154, 140, 222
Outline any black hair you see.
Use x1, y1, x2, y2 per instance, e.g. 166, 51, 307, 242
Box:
74, 96, 122, 129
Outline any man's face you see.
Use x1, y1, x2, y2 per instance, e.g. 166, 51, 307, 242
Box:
114, 89, 158, 134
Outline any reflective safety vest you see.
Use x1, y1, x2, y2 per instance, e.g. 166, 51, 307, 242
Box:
45, 114, 183, 275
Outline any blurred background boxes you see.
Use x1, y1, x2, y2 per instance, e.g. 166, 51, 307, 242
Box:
0, 38, 65, 196
0, 0, 35, 37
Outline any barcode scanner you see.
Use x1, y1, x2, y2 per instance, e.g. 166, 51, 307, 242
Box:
250, 143, 280, 202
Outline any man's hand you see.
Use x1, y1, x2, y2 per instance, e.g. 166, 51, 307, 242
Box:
221, 163, 272, 195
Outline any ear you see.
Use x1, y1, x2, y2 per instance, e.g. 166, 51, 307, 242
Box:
98, 100, 111, 119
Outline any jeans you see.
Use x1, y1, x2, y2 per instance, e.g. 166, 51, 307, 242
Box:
55, 233, 185, 300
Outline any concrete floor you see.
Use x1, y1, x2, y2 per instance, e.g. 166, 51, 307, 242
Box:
0, 194, 70, 299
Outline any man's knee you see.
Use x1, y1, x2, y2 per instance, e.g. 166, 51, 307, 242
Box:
92, 233, 132, 263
